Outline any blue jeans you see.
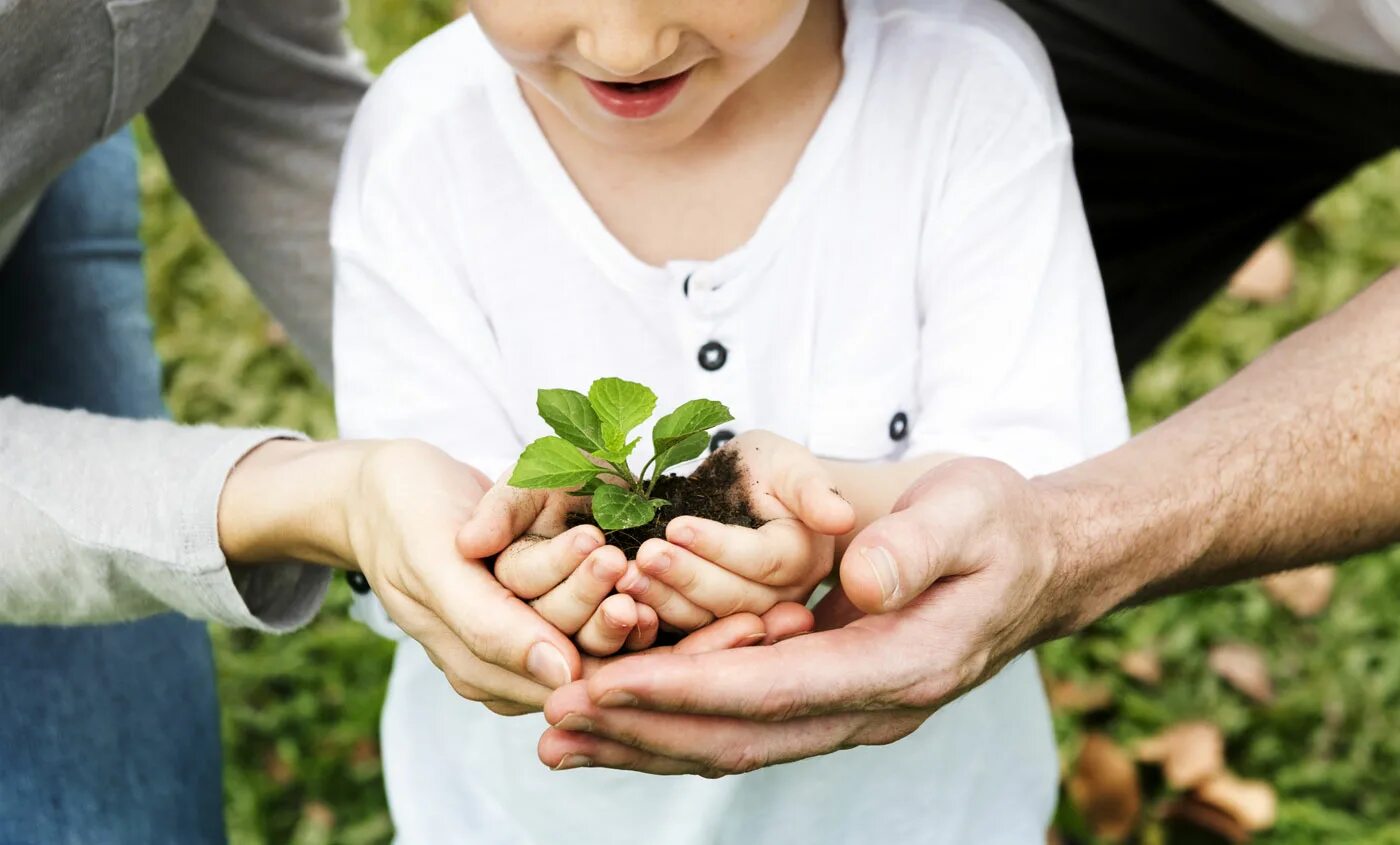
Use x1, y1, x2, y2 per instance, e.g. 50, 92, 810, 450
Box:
0, 130, 226, 844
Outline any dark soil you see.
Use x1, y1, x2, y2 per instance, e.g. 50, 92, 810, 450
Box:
568, 449, 760, 558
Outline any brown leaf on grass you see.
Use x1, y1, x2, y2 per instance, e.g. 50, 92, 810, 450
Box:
1137, 722, 1226, 789
1227, 238, 1294, 304
1047, 678, 1114, 714
1119, 649, 1162, 686
1068, 733, 1141, 843
1209, 643, 1275, 704
1197, 773, 1278, 831
263, 749, 293, 786
1261, 565, 1336, 618
302, 801, 335, 830
1161, 796, 1251, 844
264, 319, 289, 347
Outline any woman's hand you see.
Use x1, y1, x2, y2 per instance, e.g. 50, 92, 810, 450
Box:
219, 438, 584, 715
617, 431, 855, 628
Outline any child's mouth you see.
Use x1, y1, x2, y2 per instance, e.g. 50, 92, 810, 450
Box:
582, 70, 692, 120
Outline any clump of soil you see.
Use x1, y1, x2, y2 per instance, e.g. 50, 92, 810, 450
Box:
569, 449, 760, 558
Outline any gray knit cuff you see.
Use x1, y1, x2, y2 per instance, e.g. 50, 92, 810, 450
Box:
177, 429, 332, 632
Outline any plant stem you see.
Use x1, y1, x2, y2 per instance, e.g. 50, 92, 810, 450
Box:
606, 460, 639, 490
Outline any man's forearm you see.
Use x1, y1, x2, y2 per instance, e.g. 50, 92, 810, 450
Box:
1039, 268, 1400, 627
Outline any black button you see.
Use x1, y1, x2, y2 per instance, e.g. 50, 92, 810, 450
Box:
889, 412, 909, 441
710, 429, 736, 453
698, 341, 727, 371
346, 572, 371, 595
683, 274, 692, 297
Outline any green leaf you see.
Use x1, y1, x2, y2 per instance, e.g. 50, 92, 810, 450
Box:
649, 498, 671, 508
568, 476, 607, 498
652, 430, 709, 477
653, 399, 733, 451
509, 437, 602, 489
591, 483, 658, 531
588, 378, 656, 450
599, 437, 640, 466
537, 389, 606, 452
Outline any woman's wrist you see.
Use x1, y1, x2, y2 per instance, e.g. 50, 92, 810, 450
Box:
218, 438, 380, 569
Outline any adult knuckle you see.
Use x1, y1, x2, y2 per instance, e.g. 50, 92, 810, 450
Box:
446, 675, 488, 702
712, 743, 768, 775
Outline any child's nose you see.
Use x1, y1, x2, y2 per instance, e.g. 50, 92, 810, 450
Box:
576, 15, 683, 80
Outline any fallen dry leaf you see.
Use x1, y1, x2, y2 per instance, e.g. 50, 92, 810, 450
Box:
1227, 238, 1294, 304
1068, 733, 1141, 843
302, 801, 335, 830
1120, 649, 1162, 686
1137, 722, 1226, 789
1161, 796, 1251, 844
1209, 643, 1275, 704
1197, 772, 1278, 832
1047, 678, 1114, 714
1261, 565, 1336, 618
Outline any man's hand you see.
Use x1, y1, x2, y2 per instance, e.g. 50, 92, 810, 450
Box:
536, 458, 1078, 775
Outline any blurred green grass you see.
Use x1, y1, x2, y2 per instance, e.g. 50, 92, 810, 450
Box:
135, 3, 1400, 843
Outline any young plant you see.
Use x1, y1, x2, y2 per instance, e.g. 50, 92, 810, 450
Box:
508, 377, 733, 531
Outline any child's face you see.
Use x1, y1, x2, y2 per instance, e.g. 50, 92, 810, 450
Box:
472, 0, 812, 151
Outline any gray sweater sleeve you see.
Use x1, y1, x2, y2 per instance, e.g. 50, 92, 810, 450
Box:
146, 0, 372, 380
0, 398, 331, 631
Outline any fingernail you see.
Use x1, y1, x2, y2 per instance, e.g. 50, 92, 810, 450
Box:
862, 546, 901, 606
553, 754, 593, 771
597, 690, 638, 708
556, 713, 595, 733
670, 523, 695, 545
526, 642, 573, 689
641, 552, 671, 575
574, 532, 600, 555
592, 554, 624, 581
739, 632, 766, 645
617, 570, 650, 593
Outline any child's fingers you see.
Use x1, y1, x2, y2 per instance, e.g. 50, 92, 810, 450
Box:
576, 593, 638, 657
625, 603, 659, 652
615, 563, 715, 631
665, 516, 821, 588
637, 538, 782, 617
496, 525, 605, 599
771, 455, 856, 536
530, 545, 627, 634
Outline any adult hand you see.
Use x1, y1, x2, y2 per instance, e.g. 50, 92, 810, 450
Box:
221, 438, 585, 716
537, 457, 1086, 775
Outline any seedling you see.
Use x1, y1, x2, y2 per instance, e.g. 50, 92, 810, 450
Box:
509, 377, 733, 531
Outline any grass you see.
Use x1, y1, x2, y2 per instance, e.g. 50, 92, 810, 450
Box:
134, 3, 1400, 842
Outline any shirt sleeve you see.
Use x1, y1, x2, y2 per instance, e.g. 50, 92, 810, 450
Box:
908, 50, 1130, 477
0, 398, 330, 630
330, 85, 523, 480
145, 0, 372, 381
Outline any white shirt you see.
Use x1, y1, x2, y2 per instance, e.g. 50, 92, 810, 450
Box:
332, 1, 1129, 843
1212, 0, 1400, 73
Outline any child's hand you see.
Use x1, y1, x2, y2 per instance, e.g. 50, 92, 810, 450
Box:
458, 481, 659, 657
619, 430, 855, 628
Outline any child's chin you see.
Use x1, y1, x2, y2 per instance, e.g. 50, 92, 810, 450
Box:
574, 106, 713, 153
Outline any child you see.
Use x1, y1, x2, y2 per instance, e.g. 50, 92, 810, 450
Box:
332, 0, 1129, 842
